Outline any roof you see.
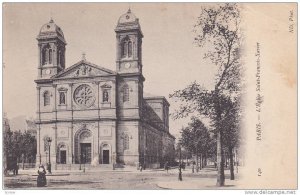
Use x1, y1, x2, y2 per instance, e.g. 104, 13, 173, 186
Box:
144, 96, 170, 106
51, 59, 117, 79
118, 8, 137, 24
37, 18, 66, 44
115, 9, 143, 37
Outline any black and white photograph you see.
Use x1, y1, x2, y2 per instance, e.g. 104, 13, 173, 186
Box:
2, 2, 297, 192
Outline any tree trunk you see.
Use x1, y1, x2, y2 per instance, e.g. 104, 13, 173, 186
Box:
225, 153, 228, 168
216, 130, 225, 186
201, 153, 204, 169
22, 155, 25, 170
229, 146, 235, 180
196, 152, 199, 172
199, 153, 201, 170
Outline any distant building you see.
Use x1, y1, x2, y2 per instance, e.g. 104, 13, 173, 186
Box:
26, 119, 37, 138
34, 9, 175, 168
3, 113, 10, 134
3, 113, 11, 171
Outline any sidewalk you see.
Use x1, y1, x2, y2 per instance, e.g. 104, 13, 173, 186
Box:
156, 166, 243, 189
156, 177, 238, 189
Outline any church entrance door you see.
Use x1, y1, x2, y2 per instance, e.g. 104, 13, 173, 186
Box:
80, 143, 91, 164
60, 151, 66, 164
103, 150, 109, 164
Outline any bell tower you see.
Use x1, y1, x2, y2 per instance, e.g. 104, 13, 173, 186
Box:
115, 9, 143, 74
37, 19, 66, 79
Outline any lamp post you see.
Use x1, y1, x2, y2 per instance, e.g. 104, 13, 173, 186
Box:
46, 137, 52, 174
46, 151, 48, 164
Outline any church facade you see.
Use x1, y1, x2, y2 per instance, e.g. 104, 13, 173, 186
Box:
35, 9, 175, 169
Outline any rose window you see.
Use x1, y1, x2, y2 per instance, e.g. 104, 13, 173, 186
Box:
73, 84, 95, 108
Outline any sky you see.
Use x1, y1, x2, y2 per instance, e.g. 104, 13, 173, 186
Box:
3, 3, 217, 136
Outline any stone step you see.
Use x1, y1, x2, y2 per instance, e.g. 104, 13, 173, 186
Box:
55, 164, 117, 170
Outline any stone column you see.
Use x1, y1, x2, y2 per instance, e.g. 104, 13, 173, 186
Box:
38, 44, 42, 78
116, 35, 121, 71
36, 86, 41, 166
69, 83, 74, 164
53, 84, 58, 169
95, 81, 100, 164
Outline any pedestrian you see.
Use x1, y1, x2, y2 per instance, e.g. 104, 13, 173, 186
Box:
164, 161, 169, 173
15, 163, 19, 175
192, 162, 195, 173
13, 161, 17, 175
37, 165, 47, 187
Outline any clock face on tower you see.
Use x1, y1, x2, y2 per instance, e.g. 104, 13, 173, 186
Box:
124, 62, 131, 69
73, 84, 95, 108
45, 69, 51, 75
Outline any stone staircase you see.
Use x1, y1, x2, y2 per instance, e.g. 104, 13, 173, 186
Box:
55, 163, 118, 171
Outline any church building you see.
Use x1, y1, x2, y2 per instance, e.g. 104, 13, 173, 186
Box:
35, 9, 175, 169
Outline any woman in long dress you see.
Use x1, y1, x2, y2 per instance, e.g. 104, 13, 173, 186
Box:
37, 165, 47, 187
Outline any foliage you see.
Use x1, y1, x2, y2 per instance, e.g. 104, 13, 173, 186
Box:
194, 3, 242, 95
3, 130, 37, 164
180, 117, 212, 156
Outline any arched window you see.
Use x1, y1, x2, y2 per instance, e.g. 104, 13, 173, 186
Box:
42, 45, 51, 65
60, 52, 64, 68
59, 92, 66, 105
123, 86, 129, 102
128, 41, 132, 57
44, 91, 50, 106
122, 41, 128, 57
121, 37, 133, 58
103, 90, 109, 102
123, 134, 129, 150
42, 48, 47, 65
49, 49, 52, 64
58, 50, 61, 65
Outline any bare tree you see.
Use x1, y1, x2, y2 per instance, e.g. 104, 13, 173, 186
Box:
170, 3, 242, 186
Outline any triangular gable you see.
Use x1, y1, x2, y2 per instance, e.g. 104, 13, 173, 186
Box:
52, 60, 116, 79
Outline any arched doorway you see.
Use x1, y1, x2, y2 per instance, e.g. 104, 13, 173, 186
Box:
101, 144, 110, 164
57, 143, 67, 164
75, 129, 92, 164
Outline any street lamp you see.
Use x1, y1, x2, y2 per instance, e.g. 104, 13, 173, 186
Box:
46, 137, 52, 174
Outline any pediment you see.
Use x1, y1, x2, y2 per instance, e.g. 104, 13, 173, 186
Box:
52, 60, 116, 79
